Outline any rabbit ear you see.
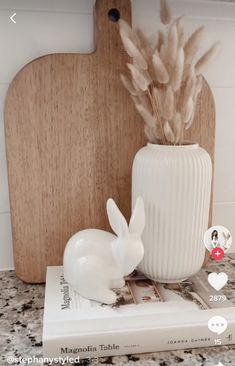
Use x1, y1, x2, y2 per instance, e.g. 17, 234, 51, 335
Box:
129, 197, 145, 235
107, 198, 128, 237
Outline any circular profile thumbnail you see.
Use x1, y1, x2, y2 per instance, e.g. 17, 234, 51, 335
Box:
204, 225, 232, 253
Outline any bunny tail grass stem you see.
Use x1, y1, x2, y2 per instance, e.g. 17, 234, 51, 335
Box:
178, 127, 183, 145
179, 117, 185, 145
164, 121, 175, 143
147, 87, 166, 144
173, 112, 183, 144
163, 85, 174, 121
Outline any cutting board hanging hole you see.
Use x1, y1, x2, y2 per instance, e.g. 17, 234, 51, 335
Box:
108, 8, 120, 22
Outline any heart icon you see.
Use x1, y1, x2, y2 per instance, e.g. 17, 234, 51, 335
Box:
208, 272, 228, 291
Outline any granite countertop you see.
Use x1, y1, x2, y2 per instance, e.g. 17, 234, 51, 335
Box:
1, 257, 235, 366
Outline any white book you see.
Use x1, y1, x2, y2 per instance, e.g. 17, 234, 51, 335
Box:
43, 257, 235, 359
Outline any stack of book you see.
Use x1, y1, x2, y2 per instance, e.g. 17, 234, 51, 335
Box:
43, 254, 235, 359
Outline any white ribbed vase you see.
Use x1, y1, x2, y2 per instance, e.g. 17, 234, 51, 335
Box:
132, 142, 212, 283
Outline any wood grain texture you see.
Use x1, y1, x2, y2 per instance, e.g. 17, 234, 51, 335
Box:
4, 0, 215, 283
185, 78, 216, 227
185, 79, 216, 267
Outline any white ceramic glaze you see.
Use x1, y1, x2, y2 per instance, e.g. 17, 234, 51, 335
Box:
63, 197, 145, 304
132, 143, 212, 283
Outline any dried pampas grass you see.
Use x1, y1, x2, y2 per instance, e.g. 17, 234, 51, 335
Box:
121, 35, 148, 70
120, 74, 137, 95
136, 29, 152, 56
152, 49, 169, 83
135, 104, 156, 128
162, 86, 174, 121
193, 75, 203, 102
164, 121, 175, 143
156, 30, 165, 53
171, 48, 184, 91
165, 23, 178, 73
144, 125, 160, 143
160, 0, 172, 25
181, 97, 194, 124
118, 0, 220, 145
175, 16, 185, 49
184, 26, 205, 64
173, 113, 182, 143
127, 64, 151, 91
195, 42, 220, 75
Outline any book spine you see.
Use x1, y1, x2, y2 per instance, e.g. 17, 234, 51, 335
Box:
43, 324, 234, 359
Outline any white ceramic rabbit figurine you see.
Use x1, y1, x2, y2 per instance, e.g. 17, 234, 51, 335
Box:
63, 197, 145, 304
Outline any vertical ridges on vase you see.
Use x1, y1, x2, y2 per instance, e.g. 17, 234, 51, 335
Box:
132, 144, 212, 283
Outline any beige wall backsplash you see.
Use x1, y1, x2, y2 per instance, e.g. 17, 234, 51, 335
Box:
0, 0, 235, 269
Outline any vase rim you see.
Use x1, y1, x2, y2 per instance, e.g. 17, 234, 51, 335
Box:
147, 141, 199, 150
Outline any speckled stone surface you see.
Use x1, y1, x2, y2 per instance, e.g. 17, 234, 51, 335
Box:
1, 257, 235, 366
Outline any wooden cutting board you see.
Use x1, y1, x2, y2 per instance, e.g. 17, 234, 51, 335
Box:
4, 0, 216, 283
